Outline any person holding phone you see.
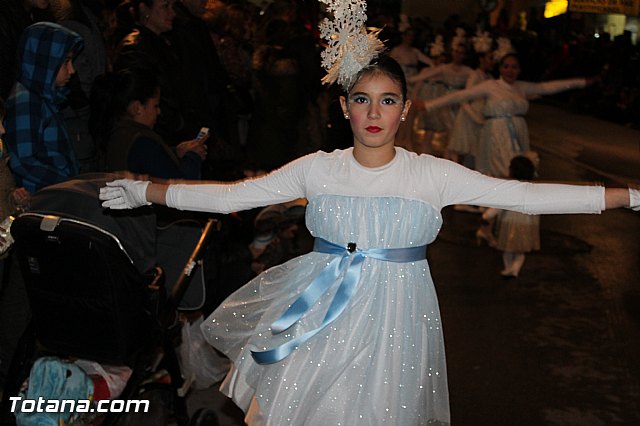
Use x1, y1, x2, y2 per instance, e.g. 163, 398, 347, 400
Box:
90, 69, 208, 179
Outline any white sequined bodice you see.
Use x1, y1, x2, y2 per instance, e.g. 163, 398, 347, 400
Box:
306, 195, 441, 248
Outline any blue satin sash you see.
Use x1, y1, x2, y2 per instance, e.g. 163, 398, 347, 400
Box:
251, 238, 427, 364
485, 113, 525, 153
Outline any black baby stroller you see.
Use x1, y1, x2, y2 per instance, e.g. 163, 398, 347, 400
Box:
3, 174, 223, 425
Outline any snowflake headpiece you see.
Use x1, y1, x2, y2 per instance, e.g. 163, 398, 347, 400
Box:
472, 30, 493, 54
451, 27, 466, 50
494, 37, 515, 62
319, 0, 385, 90
429, 34, 445, 58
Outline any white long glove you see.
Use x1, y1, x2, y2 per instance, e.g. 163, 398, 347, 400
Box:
99, 179, 151, 209
630, 187, 640, 211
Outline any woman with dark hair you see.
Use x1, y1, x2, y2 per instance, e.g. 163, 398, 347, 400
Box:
112, 0, 186, 143
416, 53, 593, 177
89, 69, 207, 179
100, 51, 637, 424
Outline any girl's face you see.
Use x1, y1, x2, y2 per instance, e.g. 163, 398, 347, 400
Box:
499, 56, 521, 84
141, 0, 175, 34
340, 73, 410, 152
132, 92, 161, 128
451, 45, 466, 65
402, 31, 415, 45
55, 54, 75, 87
479, 52, 494, 72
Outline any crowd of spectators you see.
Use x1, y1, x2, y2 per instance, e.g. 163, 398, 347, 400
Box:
2, 1, 639, 186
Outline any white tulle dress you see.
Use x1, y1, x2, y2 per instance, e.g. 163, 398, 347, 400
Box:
164, 148, 605, 425
448, 69, 492, 159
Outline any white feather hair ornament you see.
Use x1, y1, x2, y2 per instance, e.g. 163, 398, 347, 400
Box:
494, 37, 515, 61
429, 34, 445, 58
472, 30, 493, 54
319, 0, 385, 90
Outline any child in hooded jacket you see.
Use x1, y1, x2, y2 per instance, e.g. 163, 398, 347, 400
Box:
4, 22, 83, 193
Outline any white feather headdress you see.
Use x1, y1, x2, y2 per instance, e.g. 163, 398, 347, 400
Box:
319, 0, 385, 90
472, 30, 493, 54
494, 37, 515, 61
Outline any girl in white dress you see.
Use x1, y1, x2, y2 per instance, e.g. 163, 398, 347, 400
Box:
100, 54, 638, 425
389, 28, 434, 79
389, 28, 433, 152
408, 41, 473, 158
447, 31, 495, 167
100, 1, 639, 421
417, 53, 591, 177
482, 155, 541, 278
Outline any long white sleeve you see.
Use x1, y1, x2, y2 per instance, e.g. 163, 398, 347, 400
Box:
431, 158, 605, 214
165, 154, 312, 213
423, 80, 491, 111
516, 78, 586, 97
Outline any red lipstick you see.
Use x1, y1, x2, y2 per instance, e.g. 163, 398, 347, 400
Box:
366, 126, 382, 133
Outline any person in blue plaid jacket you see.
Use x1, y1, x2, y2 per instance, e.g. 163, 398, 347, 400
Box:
4, 22, 83, 193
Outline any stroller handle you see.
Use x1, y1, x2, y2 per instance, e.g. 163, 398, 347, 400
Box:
163, 218, 220, 327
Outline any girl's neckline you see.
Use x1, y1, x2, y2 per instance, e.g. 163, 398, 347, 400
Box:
498, 77, 517, 88
349, 147, 399, 172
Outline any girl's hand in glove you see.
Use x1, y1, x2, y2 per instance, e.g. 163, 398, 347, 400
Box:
99, 179, 151, 209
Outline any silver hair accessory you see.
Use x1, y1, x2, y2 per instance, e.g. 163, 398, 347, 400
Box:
451, 27, 466, 50
494, 37, 515, 61
429, 34, 445, 58
472, 30, 493, 54
319, 0, 385, 90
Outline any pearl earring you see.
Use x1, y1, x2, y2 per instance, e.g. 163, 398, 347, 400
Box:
400, 116, 406, 122
344, 114, 350, 119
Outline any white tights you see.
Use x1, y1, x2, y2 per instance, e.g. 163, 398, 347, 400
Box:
502, 252, 526, 277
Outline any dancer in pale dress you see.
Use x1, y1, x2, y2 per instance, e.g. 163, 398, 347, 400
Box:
482, 155, 540, 278
416, 53, 592, 177
389, 27, 433, 152
389, 28, 434, 78
410, 34, 448, 154
99, 3, 639, 425
408, 41, 473, 158
447, 31, 494, 167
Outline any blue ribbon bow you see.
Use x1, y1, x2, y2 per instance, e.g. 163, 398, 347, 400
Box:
251, 238, 427, 364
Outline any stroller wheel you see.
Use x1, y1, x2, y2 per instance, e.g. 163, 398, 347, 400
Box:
189, 408, 221, 426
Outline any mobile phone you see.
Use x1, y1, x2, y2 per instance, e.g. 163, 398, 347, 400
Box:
195, 127, 209, 141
